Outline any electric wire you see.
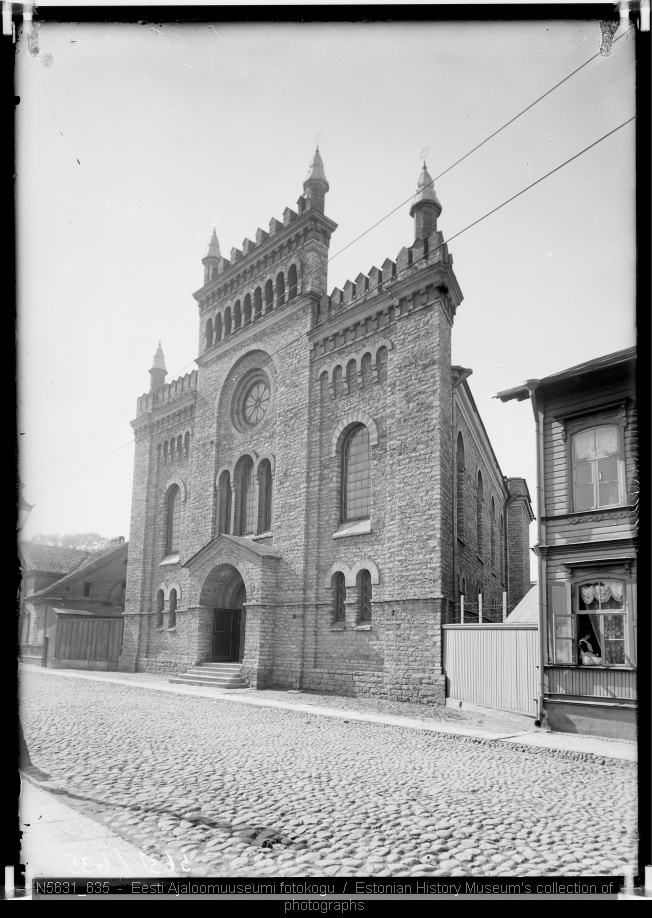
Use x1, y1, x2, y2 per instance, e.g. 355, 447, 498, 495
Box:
29, 115, 635, 500
28, 27, 634, 476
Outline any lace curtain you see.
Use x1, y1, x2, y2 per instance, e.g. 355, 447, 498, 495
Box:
573, 426, 619, 461
580, 581, 624, 607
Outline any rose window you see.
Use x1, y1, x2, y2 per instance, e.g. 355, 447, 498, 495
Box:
244, 381, 270, 425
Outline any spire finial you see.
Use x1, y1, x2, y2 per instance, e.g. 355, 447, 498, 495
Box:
410, 161, 442, 238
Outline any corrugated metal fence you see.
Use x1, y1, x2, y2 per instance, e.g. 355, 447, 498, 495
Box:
442, 623, 538, 717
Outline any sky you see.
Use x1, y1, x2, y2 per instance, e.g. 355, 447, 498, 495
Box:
16, 15, 636, 578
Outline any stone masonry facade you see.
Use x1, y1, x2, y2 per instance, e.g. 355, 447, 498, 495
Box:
121, 152, 533, 703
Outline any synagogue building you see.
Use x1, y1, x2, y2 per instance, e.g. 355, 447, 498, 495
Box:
120, 150, 533, 703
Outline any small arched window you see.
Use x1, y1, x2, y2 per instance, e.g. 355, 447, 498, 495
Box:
257, 459, 273, 534
265, 279, 274, 312
218, 471, 232, 535
177, 435, 183, 459
358, 569, 372, 623
288, 264, 298, 300
254, 287, 262, 318
456, 433, 465, 541
477, 471, 484, 558
236, 457, 255, 536
243, 294, 252, 323
376, 346, 388, 385
163, 440, 169, 463
332, 572, 346, 622
157, 443, 162, 464
169, 438, 176, 461
166, 486, 181, 555
155, 589, 164, 628
341, 425, 370, 521
234, 300, 242, 329
214, 313, 222, 343
276, 272, 285, 307
490, 497, 496, 571
168, 589, 177, 628
205, 317, 213, 350
499, 514, 505, 581
224, 306, 232, 336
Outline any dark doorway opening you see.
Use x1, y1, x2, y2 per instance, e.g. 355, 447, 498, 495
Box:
211, 581, 246, 662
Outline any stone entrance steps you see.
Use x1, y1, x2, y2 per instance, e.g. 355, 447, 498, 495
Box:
169, 662, 249, 690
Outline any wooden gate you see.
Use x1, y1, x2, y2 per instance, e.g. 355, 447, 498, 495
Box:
442, 623, 538, 717
54, 617, 123, 663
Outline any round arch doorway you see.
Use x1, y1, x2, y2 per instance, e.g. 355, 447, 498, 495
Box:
210, 576, 246, 663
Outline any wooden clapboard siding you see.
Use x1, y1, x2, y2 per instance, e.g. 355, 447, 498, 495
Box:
54, 618, 123, 662
442, 624, 538, 717
546, 665, 636, 700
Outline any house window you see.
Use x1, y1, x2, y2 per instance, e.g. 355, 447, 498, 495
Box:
332, 572, 346, 622
166, 486, 181, 554
83, 582, 92, 598
358, 569, 372, 622
571, 425, 624, 511
341, 424, 370, 521
550, 576, 635, 667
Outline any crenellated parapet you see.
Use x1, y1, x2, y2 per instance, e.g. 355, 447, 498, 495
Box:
136, 369, 198, 416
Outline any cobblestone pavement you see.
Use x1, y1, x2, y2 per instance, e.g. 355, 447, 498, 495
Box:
20, 670, 637, 879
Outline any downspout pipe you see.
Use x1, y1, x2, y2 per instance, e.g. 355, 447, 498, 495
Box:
524, 379, 546, 727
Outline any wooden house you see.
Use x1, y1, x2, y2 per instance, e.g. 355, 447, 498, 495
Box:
497, 347, 637, 740
21, 540, 128, 671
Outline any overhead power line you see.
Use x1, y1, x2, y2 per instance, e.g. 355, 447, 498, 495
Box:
30, 115, 635, 500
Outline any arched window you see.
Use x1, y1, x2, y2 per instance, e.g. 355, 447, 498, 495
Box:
346, 359, 357, 395
157, 443, 162, 464
236, 457, 256, 536
276, 272, 285, 307
265, 279, 274, 312
456, 433, 465, 540
177, 435, 183, 459
205, 317, 213, 350
288, 264, 298, 300
166, 486, 181, 555
218, 471, 231, 535
234, 300, 242, 329
168, 589, 177, 628
163, 440, 169, 463
358, 569, 372, 622
477, 472, 484, 558
341, 424, 370, 521
224, 306, 232, 336
254, 287, 262, 318
499, 514, 505, 582
155, 589, 164, 628
243, 294, 252, 323
184, 432, 190, 458
169, 438, 176, 461
490, 497, 496, 571
376, 346, 388, 385
332, 572, 346, 622
257, 459, 273, 534
214, 313, 222, 342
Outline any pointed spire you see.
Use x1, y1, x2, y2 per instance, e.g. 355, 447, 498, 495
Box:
410, 161, 442, 239
304, 146, 329, 191
149, 342, 167, 391
204, 227, 220, 261
150, 341, 167, 373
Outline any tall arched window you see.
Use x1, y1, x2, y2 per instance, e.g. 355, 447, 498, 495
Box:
341, 425, 370, 521
205, 317, 213, 350
157, 443, 162, 464
243, 294, 252, 323
163, 440, 169, 463
456, 433, 465, 540
236, 457, 256, 536
214, 313, 222, 342
254, 287, 262, 318
265, 279, 274, 312
257, 459, 273, 533
490, 497, 496, 571
358, 569, 372, 622
477, 471, 484, 558
332, 572, 346, 622
155, 589, 164, 628
234, 300, 242, 329
168, 589, 177, 628
177, 435, 183, 459
184, 432, 190, 458
288, 264, 298, 300
224, 307, 232, 336
166, 486, 181, 555
218, 471, 231, 535
169, 438, 176, 461
499, 514, 505, 582
276, 272, 285, 307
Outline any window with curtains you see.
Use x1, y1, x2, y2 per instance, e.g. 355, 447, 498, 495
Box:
571, 425, 624, 511
550, 576, 635, 667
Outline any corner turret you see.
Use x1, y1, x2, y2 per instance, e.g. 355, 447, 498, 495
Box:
303, 146, 329, 214
410, 162, 442, 240
202, 228, 222, 284
149, 341, 167, 392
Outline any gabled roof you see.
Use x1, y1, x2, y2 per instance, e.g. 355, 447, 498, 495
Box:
495, 346, 636, 403
184, 534, 281, 574
19, 543, 91, 576
26, 542, 128, 600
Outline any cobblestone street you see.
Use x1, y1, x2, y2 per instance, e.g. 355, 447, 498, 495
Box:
20, 670, 637, 879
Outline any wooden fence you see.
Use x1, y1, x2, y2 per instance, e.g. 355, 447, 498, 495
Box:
54, 618, 123, 663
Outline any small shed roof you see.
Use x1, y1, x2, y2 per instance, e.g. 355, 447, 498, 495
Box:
506, 584, 538, 623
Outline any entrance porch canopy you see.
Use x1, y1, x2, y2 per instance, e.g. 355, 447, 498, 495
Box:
183, 534, 282, 607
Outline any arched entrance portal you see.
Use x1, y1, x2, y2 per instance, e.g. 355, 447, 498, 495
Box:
199, 564, 246, 663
